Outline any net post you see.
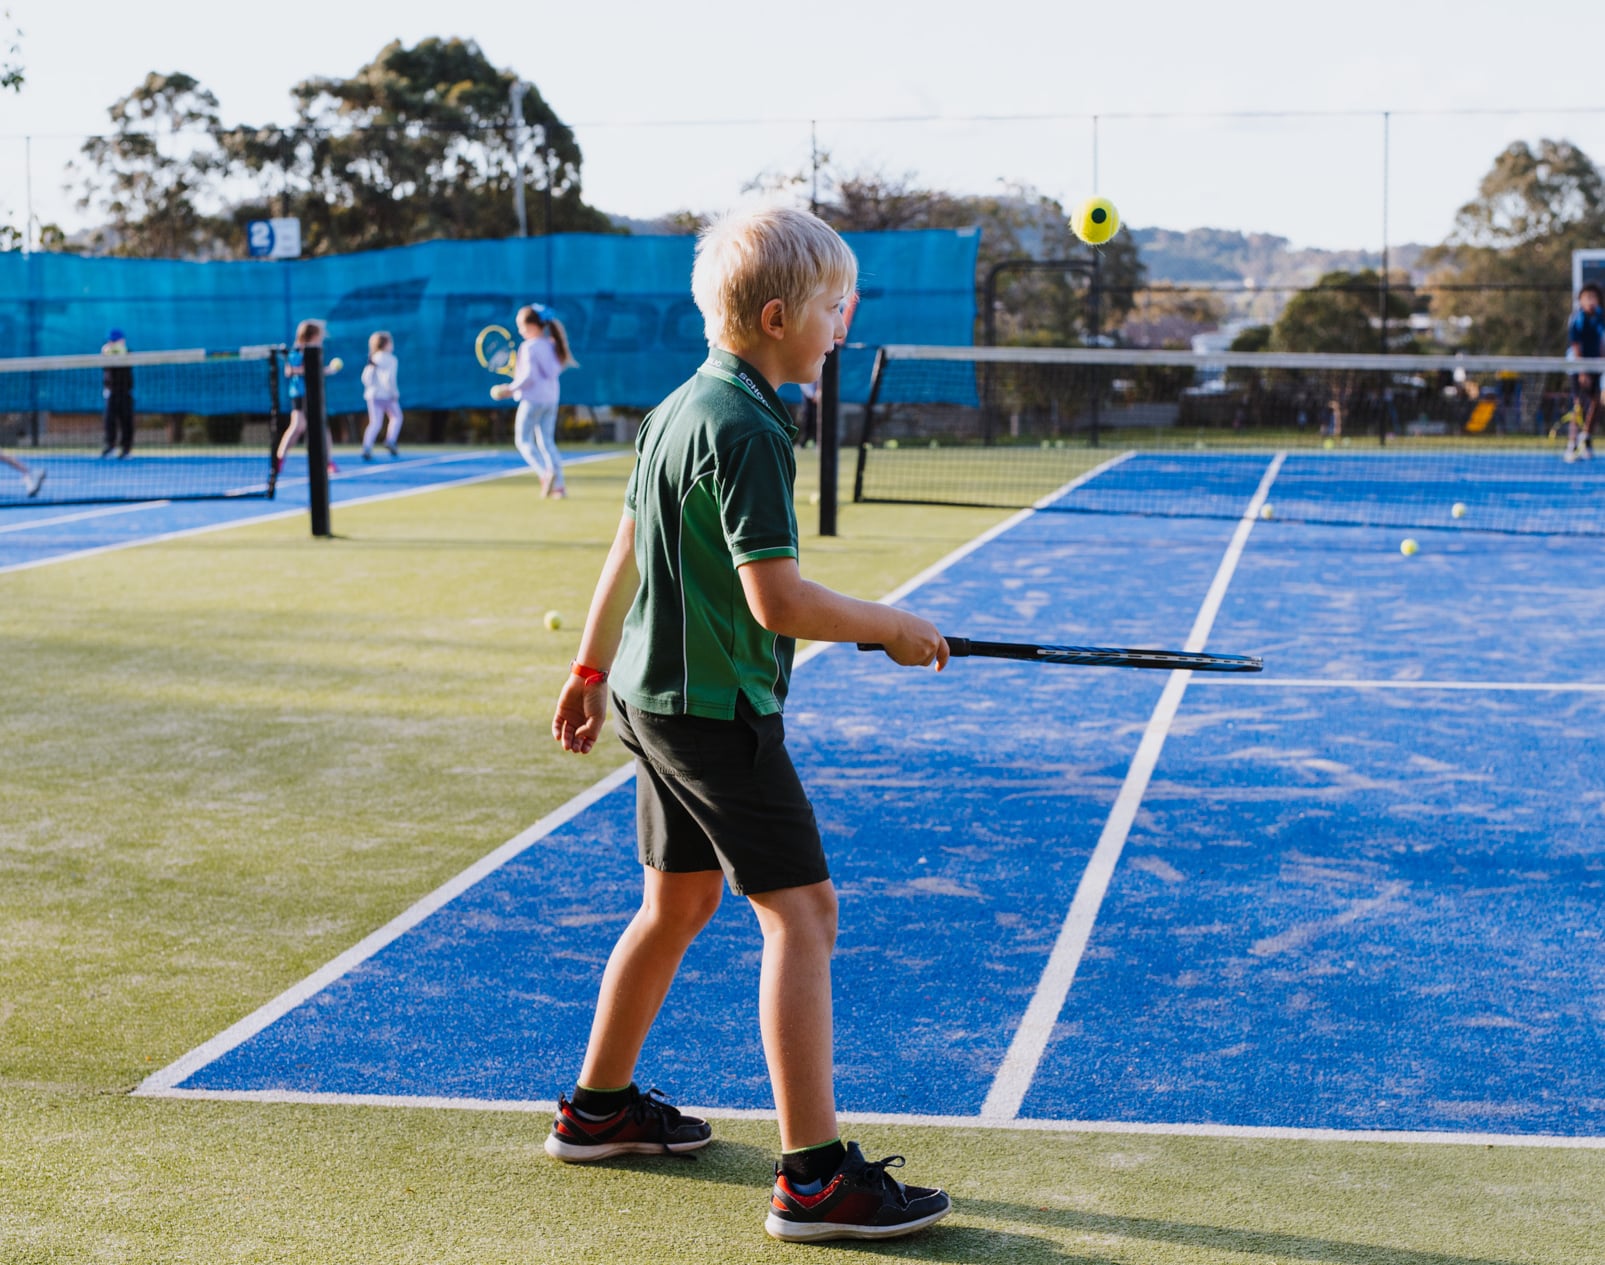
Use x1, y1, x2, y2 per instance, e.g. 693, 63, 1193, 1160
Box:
303, 344, 332, 538
267, 347, 283, 498
853, 347, 887, 504
1087, 253, 1102, 447
818, 344, 840, 537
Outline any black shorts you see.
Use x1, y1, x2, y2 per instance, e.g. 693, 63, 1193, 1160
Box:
612, 695, 829, 896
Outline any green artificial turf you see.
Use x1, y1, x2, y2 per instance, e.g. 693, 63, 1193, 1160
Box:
2, 450, 1600, 1264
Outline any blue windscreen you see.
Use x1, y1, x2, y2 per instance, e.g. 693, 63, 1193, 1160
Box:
0, 229, 979, 411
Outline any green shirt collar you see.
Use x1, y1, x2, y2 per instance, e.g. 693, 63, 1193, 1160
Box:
700, 348, 799, 438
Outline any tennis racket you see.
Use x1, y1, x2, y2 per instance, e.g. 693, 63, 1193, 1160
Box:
475, 324, 516, 377
857, 636, 1262, 672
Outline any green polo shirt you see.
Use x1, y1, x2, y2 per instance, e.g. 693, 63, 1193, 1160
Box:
610, 349, 801, 720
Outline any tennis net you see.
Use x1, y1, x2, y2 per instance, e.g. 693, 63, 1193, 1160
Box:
854, 345, 1605, 535
0, 346, 285, 508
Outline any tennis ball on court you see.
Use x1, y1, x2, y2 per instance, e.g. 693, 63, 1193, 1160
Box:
543, 610, 563, 630
1323, 438, 1335, 450
1260, 503, 1275, 520
1451, 502, 1467, 519
327, 357, 344, 374
1400, 538, 1419, 556
807, 491, 821, 505
1071, 196, 1121, 246
884, 438, 899, 450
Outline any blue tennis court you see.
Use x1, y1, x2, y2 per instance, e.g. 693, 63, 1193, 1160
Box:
0, 449, 604, 573
138, 450, 1605, 1144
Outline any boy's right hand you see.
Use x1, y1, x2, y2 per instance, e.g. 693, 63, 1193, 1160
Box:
553, 673, 609, 754
878, 613, 949, 670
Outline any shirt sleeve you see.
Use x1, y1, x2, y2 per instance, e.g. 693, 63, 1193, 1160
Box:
717, 431, 798, 566
507, 342, 537, 396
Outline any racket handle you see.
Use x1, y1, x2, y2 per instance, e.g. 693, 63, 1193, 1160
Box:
855, 637, 970, 655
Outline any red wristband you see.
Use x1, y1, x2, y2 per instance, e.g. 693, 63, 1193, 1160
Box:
571, 661, 609, 686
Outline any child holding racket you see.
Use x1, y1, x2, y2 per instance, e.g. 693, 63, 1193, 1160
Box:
547, 206, 952, 1244
490, 304, 576, 497
360, 330, 402, 461
274, 320, 342, 476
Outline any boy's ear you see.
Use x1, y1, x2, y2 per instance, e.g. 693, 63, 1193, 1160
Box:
758, 297, 786, 341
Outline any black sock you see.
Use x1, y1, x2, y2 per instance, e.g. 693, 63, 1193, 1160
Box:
781, 1139, 847, 1189
571, 1083, 634, 1118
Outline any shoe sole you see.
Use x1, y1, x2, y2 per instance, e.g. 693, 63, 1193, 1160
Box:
544, 1133, 712, 1162
764, 1204, 952, 1242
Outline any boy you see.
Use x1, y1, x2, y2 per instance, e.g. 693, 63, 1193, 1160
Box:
547, 206, 953, 1244
1565, 282, 1605, 462
99, 328, 134, 459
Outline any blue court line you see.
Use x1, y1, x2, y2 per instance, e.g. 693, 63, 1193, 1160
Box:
134, 451, 1605, 1147
0, 450, 622, 574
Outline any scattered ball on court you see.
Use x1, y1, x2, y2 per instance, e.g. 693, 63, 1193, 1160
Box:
807, 491, 821, 505
1451, 502, 1467, 519
1071, 196, 1121, 245
1260, 503, 1275, 520
543, 610, 562, 630
884, 438, 899, 450
1323, 438, 1335, 450
1400, 538, 1419, 556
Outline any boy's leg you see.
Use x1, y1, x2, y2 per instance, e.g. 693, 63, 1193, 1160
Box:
747, 880, 839, 1151
578, 866, 724, 1089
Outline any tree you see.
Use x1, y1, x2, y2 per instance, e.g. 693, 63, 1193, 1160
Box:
74, 72, 231, 258
223, 38, 614, 254
1420, 139, 1605, 354
1269, 270, 1415, 354
2, 9, 21, 92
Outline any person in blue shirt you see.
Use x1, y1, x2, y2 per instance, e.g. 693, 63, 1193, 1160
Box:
1565, 283, 1605, 462
274, 320, 343, 477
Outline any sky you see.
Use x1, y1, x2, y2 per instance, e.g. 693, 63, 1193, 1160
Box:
4, 0, 1605, 255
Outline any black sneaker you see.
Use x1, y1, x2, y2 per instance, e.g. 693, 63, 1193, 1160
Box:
544, 1085, 712, 1162
765, 1141, 952, 1242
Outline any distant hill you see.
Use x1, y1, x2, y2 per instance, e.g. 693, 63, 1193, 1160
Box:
1130, 227, 1425, 288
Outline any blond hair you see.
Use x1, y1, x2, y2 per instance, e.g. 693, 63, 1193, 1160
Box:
294, 319, 325, 347
692, 206, 858, 347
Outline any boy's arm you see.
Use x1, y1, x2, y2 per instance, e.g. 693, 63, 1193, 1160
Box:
738, 557, 948, 669
553, 513, 640, 754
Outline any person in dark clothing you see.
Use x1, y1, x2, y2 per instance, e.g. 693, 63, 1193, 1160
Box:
100, 329, 134, 458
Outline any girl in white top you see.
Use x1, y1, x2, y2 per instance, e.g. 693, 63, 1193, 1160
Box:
360, 330, 402, 460
491, 304, 578, 497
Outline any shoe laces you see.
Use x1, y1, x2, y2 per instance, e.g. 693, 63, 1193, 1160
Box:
852, 1153, 910, 1202
628, 1085, 683, 1128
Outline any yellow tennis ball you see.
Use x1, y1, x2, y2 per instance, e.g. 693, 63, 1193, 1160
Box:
1071, 196, 1121, 245
1259, 503, 1275, 520
543, 610, 562, 630
1451, 502, 1466, 519
327, 357, 343, 374
807, 491, 821, 505
884, 438, 899, 450
1322, 438, 1335, 450
1400, 538, 1419, 556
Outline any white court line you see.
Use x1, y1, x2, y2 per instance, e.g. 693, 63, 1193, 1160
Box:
134, 1088, 1605, 1149
980, 451, 1286, 1123
136, 453, 1135, 1097
0, 451, 621, 577
0, 500, 172, 535
1195, 676, 1605, 693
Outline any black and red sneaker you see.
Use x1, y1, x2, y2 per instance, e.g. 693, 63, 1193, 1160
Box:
544, 1085, 712, 1162
764, 1141, 952, 1242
